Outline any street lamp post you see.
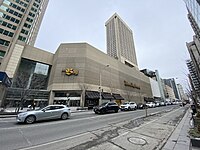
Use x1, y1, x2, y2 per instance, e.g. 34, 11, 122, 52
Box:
99, 64, 109, 105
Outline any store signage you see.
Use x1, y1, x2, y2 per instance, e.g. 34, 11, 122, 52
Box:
124, 80, 140, 89
62, 68, 79, 76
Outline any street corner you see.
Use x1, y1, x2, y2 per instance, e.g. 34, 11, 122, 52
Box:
110, 131, 162, 150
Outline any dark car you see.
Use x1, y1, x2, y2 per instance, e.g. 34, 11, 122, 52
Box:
93, 102, 119, 114
137, 103, 145, 109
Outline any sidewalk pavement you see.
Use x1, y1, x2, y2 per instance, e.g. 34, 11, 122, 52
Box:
162, 108, 192, 150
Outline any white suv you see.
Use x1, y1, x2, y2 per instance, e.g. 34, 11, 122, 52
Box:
146, 102, 156, 108
120, 102, 137, 111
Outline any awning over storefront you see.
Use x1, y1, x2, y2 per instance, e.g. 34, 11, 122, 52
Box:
113, 94, 124, 100
86, 91, 100, 99
102, 92, 114, 100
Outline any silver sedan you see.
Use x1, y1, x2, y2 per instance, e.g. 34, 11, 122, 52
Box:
16, 105, 71, 124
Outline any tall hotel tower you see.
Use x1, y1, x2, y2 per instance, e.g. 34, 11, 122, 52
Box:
105, 13, 138, 68
0, 0, 49, 77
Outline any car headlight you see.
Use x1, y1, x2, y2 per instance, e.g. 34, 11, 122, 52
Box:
18, 113, 27, 117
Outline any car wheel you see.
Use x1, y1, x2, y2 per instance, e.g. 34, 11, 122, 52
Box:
115, 109, 118, 113
100, 110, 105, 114
61, 113, 69, 120
128, 107, 131, 111
94, 111, 98, 114
25, 115, 36, 124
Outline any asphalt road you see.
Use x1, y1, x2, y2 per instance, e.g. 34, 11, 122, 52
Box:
0, 105, 179, 150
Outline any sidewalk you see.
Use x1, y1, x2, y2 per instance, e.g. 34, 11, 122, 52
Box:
162, 108, 192, 150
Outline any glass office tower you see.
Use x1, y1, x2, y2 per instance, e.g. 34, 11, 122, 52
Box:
0, 0, 49, 69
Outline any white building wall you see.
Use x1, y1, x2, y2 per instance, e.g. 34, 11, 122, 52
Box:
149, 78, 161, 98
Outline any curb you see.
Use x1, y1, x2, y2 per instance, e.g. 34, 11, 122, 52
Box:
159, 107, 190, 150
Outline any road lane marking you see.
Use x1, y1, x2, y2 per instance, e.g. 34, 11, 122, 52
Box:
19, 128, 32, 146
18, 132, 90, 150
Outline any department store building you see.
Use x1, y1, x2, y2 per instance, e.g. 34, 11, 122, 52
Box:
1, 42, 153, 107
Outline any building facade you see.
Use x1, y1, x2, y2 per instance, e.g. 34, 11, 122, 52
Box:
184, 0, 200, 39
163, 84, 176, 100
163, 78, 180, 100
2, 42, 153, 107
0, 0, 49, 78
105, 13, 138, 68
184, 0, 200, 100
177, 83, 188, 101
186, 59, 200, 98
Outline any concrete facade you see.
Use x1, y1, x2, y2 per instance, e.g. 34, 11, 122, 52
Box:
47, 43, 152, 105
1, 42, 153, 107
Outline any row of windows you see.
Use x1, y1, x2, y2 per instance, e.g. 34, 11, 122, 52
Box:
0, 20, 17, 30
24, 23, 31, 28
29, 12, 35, 18
10, 3, 26, 13
0, 38, 10, 46
21, 28, 28, 35
31, 7, 37, 13
2, 13, 20, 24
26, 17, 33, 23
33, 2, 39, 8
13, 0, 28, 8
6, 7, 23, 18
18, 35, 26, 42
0, 28, 14, 37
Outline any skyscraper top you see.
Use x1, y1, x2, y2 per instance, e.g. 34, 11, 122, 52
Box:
105, 13, 133, 32
105, 13, 138, 67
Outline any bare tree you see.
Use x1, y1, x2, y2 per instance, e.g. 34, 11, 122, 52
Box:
13, 71, 47, 112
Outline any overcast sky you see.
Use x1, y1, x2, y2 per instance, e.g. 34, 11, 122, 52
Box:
35, 0, 194, 89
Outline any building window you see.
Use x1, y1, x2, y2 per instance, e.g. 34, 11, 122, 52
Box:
0, 50, 6, 58
18, 35, 26, 42
0, 38, 10, 47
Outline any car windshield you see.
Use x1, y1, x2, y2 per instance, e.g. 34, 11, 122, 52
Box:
122, 102, 129, 105
100, 102, 108, 106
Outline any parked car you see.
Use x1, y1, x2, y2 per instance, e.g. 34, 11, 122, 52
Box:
137, 103, 146, 109
146, 102, 156, 108
16, 105, 71, 124
159, 101, 166, 106
154, 101, 160, 107
120, 102, 137, 111
93, 102, 119, 114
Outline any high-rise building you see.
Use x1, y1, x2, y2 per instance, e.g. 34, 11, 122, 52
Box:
105, 13, 138, 68
186, 59, 200, 98
184, 0, 200, 99
0, 0, 49, 77
184, 0, 200, 39
163, 78, 180, 100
